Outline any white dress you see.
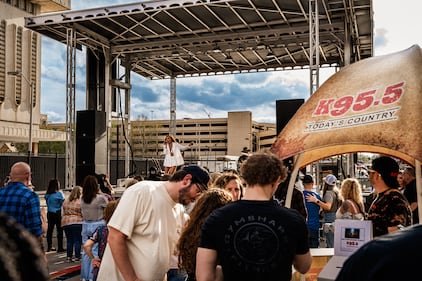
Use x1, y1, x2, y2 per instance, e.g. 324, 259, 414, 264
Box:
163, 142, 190, 167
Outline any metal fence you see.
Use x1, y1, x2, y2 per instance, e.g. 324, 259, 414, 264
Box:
0, 154, 163, 191
0, 153, 238, 191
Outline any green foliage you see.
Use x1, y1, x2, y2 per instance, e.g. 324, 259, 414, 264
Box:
38, 141, 65, 154
13, 143, 28, 153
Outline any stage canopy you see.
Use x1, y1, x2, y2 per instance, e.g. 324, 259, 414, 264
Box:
25, 0, 373, 79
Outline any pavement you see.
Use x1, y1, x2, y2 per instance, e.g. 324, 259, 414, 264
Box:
43, 187, 126, 281
47, 249, 81, 281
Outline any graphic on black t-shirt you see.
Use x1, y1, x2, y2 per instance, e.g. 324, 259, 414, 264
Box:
234, 222, 279, 264
224, 217, 288, 272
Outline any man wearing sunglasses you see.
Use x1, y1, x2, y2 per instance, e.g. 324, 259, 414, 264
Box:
97, 165, 209, 281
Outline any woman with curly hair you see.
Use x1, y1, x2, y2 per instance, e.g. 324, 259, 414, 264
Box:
336, 178, 365, 220
177, 188, 233, 281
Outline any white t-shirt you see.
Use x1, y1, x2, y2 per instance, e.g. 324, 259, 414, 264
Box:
97, 181, 185, 281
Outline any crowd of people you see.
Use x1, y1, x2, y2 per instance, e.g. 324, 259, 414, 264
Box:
0, 150, 420, 281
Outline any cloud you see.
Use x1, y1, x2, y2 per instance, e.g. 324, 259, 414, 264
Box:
374, 28, 389, 49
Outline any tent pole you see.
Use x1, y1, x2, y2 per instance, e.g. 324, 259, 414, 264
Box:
416, 160, 422, 224
285, 153, 303, 208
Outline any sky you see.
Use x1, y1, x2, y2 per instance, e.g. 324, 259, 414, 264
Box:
40, 0, 422, 124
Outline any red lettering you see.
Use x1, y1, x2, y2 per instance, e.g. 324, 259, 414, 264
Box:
352, 90, 376, 111
331, 96, 353, 116
382, 82, 404, 104
313, 99, 334, 116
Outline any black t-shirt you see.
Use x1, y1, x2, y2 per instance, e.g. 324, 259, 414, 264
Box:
336, 224, 422, 281
403, 179, 418, 224
200, 199, 309, 281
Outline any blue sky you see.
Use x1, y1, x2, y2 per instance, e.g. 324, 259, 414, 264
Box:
40, 0, 422, 124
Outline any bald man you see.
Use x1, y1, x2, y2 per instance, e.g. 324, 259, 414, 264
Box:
0, 162, 44, 246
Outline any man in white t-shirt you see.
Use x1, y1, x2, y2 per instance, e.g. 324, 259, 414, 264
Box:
97, 165, 210, 281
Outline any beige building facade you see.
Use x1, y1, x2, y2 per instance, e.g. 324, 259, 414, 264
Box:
110, 111, 277, 160
0, 0, 69, 153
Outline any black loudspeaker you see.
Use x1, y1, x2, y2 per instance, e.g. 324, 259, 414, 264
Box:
75, 164, 95, 186
276, 99, 304, 134
76, 110, 106, 185
276, 99, 304, 170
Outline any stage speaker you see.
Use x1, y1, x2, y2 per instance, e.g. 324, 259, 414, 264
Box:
276, 99, 304, 134
75, 164, 95, 186
276, 99, 304, 170
76, 110, 106, 139
76, 110, 106, 185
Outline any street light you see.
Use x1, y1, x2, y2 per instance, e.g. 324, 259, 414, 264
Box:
7, 70, 34, 165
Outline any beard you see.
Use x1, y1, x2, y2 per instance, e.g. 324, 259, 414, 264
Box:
178, 183, 194, 205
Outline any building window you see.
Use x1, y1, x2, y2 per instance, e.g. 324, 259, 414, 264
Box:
15, 26, 23, 105
30, 32, 37, 108
0, 21, 5, 103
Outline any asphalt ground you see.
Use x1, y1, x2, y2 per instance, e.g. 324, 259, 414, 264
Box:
47, 249, 81, 281
42, 187, 125, 281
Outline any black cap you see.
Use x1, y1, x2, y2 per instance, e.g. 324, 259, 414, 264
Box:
183, 165, 210, 190
302, 175, 314, 184
371, 156, 399, 188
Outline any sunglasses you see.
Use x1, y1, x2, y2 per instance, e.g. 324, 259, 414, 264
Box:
192, 178, 207, 194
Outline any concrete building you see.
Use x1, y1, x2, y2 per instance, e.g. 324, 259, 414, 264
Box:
0, 0, 68, 154
111, 111, 277, 160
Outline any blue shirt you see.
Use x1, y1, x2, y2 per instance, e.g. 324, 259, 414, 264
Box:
0, 181, 43, 237
303, 190, 322, 230
45, 191, 65, 212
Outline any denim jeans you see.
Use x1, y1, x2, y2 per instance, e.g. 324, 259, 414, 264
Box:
308, 228, 320, 248
80, 220, 105, 281
167, 268, 188, 281
63, 223, 82, 259
323, 212, 336, 248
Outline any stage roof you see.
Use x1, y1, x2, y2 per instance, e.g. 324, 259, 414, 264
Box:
25, 0, 373, 79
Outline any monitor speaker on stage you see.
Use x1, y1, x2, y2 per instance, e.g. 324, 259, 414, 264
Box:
276, 99, 304, 170
276, 99, 304, 134
76, 110, 106, 185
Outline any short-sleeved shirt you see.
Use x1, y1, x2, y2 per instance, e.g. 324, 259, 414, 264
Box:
0, 181, 43, 237
367, 188, 412, 237
97, 181, 185, 281
81, 194, 108, 221
403, 179, 418, 224
45, 191, 65, 212
303, 190, 322, 230
199, 199, 309, 281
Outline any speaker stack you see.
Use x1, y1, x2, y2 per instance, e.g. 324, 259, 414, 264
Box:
276, 99, 304, 168
76, 110, 106, 185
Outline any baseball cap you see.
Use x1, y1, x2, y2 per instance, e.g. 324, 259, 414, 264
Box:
183, 165, 210, 190
302, 175, 314, 184
324, 174, 337, 185
371, 156, 399, 188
